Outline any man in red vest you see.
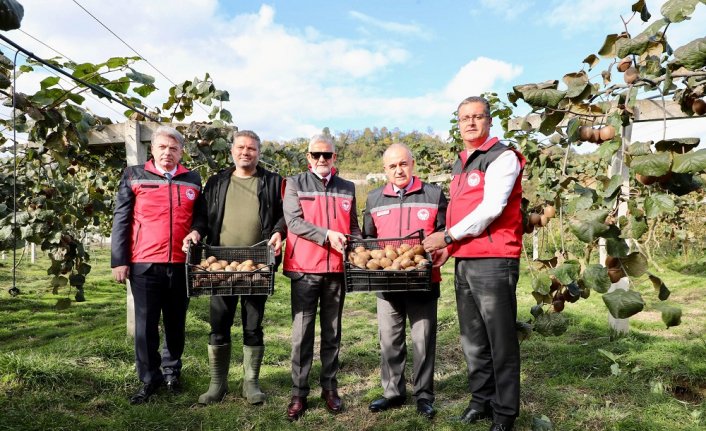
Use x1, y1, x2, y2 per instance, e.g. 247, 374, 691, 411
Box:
363, 143, 447, 419
282, 134, 361, 421
111, 125, 206, 404
423, 96, 526, 431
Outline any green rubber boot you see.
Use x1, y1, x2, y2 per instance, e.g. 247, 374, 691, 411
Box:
197, 344, 231, 404
242, 345, 266, 404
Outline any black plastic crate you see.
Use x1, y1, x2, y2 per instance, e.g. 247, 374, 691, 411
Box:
185, 241, 275, 297
344, 230, 432, 293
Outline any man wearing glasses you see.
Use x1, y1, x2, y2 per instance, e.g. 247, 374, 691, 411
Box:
282, 134, 361, 421
423, 96, 526, 431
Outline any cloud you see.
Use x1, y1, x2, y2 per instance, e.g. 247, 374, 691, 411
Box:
348, 11, 431, 39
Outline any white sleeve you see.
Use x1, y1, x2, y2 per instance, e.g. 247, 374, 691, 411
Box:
447, 150, 521, 240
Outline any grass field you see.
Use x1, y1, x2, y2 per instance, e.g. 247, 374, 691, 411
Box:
0, 247, 704, 431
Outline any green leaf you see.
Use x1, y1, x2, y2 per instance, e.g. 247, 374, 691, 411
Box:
104, 77, 130, 94
69, 274, 85, 287
133, 84, 156, 97
65, 92, 86, 105
621, 252, 648, 277
624, 216, 648, 240
531, 415, 553, 431
627, 141, 653, 156
629, 153, 671, 176
581, 264, 611, 294
533, 313, 569, 336
597, 348, 619, 363
532, 272, 552, 295
569, 209, 610, 243
219, 109, 233, 123
655, 138, 700, 152
602, 174, 623, 197
106, 57, 128, 68
602, 289, 645, 319
51, 275, 68, 288
661, 0, 700, 23
566, 117, 581, 143
648, 272, 670, 300
594, 140, 621, 163
660, 306, 682, 328
55, 298, 72, 310
72, 62, 99, 79
520, 88, 567, 109
552, 260, 581, 285
672, 149, 706, 173
632, 0, 652, 22
598, 34, 622, 58
615, 35, 651, 58
538, 110, 565, 135
64, 104, 83, 123
606, 238, 630, 257
644, 193, 676, 218
39, 76, 60, 90
126, 68, 156, 85
671, 37, 706, 70
77, 262, 92, 276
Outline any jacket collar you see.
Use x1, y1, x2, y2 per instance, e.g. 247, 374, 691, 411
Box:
145, 159, 189, 177
459, 137, 499, 166
382, 176, 422, 197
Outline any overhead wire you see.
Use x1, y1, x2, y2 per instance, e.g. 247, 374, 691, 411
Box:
70, 0, 213, 117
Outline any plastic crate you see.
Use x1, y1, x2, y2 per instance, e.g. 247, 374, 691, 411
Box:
344, 230, 432, 293
185, 241, 275, 297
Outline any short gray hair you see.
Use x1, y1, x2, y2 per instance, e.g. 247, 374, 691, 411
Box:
308, 134, 335, 152
152, 125, 184, 148
457, 96, 490, 117
234, 130, 261, 149
383, 143, 414, 162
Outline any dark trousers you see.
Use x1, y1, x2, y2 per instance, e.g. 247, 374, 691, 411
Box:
376, 290, 437, 402
290, 273, 345, 397
130, 263, 189, 385
455, 258, 520, 426
209, 294, 267, 346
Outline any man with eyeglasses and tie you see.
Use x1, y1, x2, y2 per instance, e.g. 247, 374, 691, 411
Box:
111, 125, 207, 404
362, 143, 448, 420
422, 96, 526, 431
281, 134, 361, 421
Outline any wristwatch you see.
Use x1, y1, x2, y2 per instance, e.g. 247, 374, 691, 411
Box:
443, 230, 453, 245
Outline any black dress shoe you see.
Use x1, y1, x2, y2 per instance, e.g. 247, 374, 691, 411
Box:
165, 376, 182, 394
129, 382, 160, 405
489, 423, 513, 431
460, 406, 492, 424
368, 396, 405, 412
416, 399, 436, 419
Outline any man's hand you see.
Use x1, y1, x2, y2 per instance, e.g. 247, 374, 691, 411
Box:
112, 265, 130, 284
422, 231, 447, 252
182, 230, 201, 253
268, 232, 283, 256
431, 247, 450, 268
326, 230, 347, 254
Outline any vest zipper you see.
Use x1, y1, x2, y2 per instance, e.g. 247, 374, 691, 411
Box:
168, 177, 173, 262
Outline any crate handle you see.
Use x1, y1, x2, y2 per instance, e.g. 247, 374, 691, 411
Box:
402, 229, 425, 239
249, 239, 268, 248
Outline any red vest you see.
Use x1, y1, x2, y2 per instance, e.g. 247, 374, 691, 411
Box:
364, 177, 446, 282
447, 138, 525, 258
283, 171, 357, 273
129, 160, 201, 263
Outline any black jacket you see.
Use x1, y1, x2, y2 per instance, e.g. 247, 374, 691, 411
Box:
200, 165, 286, 264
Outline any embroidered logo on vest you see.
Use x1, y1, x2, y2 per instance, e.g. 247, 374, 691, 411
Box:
417, 209, 430, 221
185, 188, 196, 200
467, 172, 481, 187
341, 199, 351, 212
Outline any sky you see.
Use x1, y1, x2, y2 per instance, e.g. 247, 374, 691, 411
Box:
2, 0, 705, 145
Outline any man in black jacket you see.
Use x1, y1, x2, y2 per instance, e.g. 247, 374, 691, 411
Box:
183, 130, 286, 405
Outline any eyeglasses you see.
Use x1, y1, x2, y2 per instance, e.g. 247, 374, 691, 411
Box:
309, 152, 334, 160
458, 114, 489, 124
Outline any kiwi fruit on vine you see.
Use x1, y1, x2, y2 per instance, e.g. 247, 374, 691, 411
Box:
623, 67, 639, 84
529, 213, 542, 226
579, 126, 594, 142
636, 173, 657, 185
608, 267, 625, 283
693, 98, 706, 116
540, 215, 549, 227
656, 172, 673, 185
605, 255, 621, 269
599, 125, 616, 141
543, 205, 556, 219
591, 128, 602, 143
552, 300, 565, 312
617, 57, 632, 73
